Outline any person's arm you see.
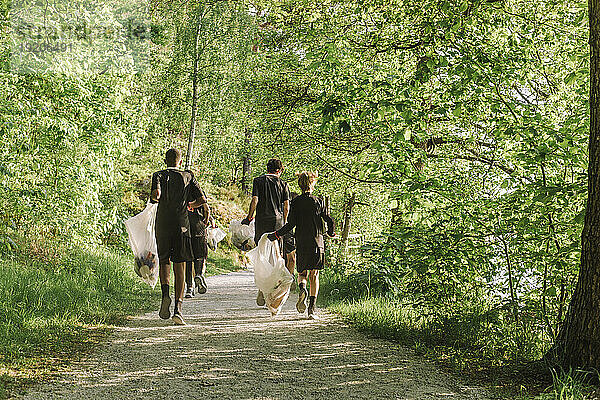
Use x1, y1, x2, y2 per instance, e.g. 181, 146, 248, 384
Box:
151, 189, 160, 202
243, 196, 258, 225
282, 183, 290, 223
319, 201, 335, 236
189, 196, 206, 209
269, 203, 297, 240
201, 203, 210, 225
188, 175, 207, 209
150, 172, 160, 203
283, 199, 289, 223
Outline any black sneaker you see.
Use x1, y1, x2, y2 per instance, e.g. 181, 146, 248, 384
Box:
308, 303, 319, 319
256, 290, 265, 306
195, 275, 207, 294
172, 310, 186, 326
159, 296, 172, 320
296, 287, 308, 313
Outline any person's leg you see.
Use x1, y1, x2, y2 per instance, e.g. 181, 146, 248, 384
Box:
308, 269, 319, 297
194, 258, 207, 294
172, 261, 186, 325
159, 261, 172, 319
296, 270, 308, 313
308, 269, 319, 319
285, 251, 296, 275
173, 262, 185, 307
185, 261, 194, 298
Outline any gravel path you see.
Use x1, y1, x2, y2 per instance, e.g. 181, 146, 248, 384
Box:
21, 268, 490, 400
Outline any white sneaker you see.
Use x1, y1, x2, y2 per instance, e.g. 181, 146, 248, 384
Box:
172, 311, 186, 326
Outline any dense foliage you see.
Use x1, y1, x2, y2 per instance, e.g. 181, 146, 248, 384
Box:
0, 0, 597, 393
241, 0, 591, 367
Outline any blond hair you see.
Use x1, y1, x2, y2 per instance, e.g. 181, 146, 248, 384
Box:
297, 171, 318, 193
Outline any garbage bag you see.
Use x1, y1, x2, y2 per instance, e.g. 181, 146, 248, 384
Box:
124, 203, 159, 288
207, 226, 227, 251
247, 233, 293, 316
229, 219, 256, 250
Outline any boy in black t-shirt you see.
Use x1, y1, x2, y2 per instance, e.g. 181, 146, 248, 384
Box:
242, 158, 290, 306
151, 149, 207, 325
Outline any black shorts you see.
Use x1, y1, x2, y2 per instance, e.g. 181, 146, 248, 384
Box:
189, 214, 208, 260
254, 215, 284, 245
191, 235, 208, 260
296, 247, 324, 273
283, 233, 296, 255
155, 226, 193, 264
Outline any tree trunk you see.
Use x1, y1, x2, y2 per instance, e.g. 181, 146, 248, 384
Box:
546, 0, 600, 370
241, 128, 252, 194
184, 10, 203, 170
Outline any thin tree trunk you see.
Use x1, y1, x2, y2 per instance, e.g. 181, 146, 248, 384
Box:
241, 128, 252, 194
500, 237, 519, 325
339, 193, 356, 255
542, 240, 555, 340
184, 10, 203, 170
546, 0, 600, 370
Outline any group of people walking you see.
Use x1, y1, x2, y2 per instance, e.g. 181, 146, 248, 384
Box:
151, 149, 334, 325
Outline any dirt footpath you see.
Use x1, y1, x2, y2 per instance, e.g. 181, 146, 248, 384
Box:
21, 268, 490, 400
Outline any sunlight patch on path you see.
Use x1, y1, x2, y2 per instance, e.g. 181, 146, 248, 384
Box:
21, 269, 490, 400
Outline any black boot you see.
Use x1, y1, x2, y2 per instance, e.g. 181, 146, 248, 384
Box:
308, 296, 319, 320
159, 284, 171, 320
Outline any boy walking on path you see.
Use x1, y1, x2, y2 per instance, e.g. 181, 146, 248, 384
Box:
268, 172, 334, 319
242, 158, 290, 306
151, 149, 207, 325
185, 195, 210, 298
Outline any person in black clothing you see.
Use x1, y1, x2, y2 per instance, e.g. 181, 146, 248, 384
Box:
185, 194, 210, 298
268, 171, 334, 319
151, 149, 207, 325
242, 158, 290, 306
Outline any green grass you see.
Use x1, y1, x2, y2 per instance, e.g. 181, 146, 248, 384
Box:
536, 369, 600, 400
323, 294, 557, 398
0, 245, 156, 397
207, 246, 244, 275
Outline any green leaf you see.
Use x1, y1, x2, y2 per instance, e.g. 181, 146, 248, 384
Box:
452, 104, 462, 117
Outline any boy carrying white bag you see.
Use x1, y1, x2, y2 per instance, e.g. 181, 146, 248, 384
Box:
247, 233, 293, 316
124, 203, 159, 288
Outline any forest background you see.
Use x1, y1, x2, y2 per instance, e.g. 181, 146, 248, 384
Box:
0, 0, 596, 398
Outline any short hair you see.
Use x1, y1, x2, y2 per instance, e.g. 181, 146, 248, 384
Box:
267, 158, 283, 173
165, 148, 181, 167
297, 171, 318, 192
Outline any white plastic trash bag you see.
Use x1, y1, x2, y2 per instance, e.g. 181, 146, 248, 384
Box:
207, 226, 227, 251
124, 203, 159, 288
229, 219, 256, 250
247, 234, 293, 316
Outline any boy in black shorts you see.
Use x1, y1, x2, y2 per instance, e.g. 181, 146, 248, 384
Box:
151, 149, 207, 325
268, 172, 334, 319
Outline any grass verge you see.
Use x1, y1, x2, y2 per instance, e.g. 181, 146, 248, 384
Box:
0, 240, 243, 399
324, 296, 600, 399
0, 245, 156, 398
